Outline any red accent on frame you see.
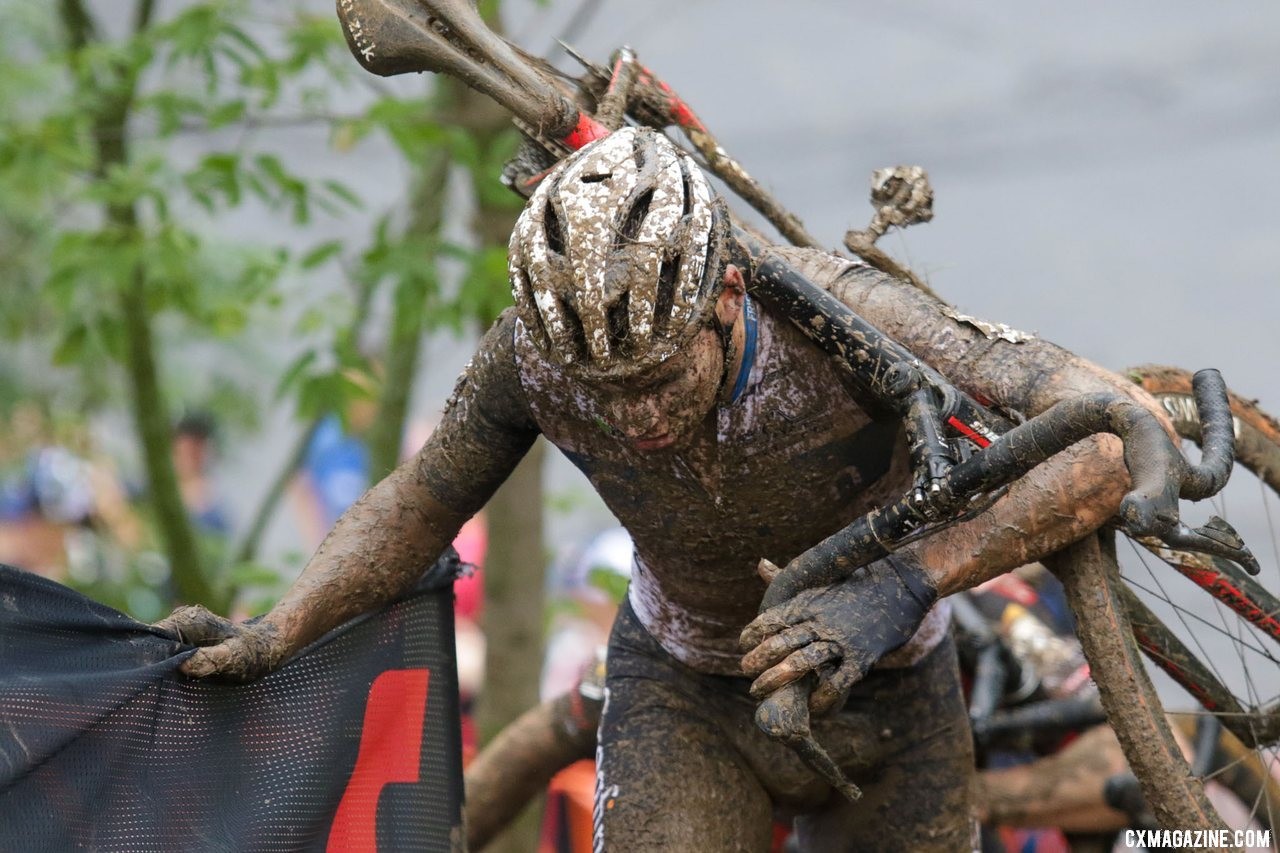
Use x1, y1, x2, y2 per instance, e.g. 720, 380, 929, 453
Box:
1176, 566, 1280, 641
328, 669, 431, 852
562, 114, 612, 150
947, 416, 992, 448
604, 56, 626, 95
637, 67, 707, 133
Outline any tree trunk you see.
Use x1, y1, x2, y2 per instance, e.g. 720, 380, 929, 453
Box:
61, 0, 212, 608
366, 134, 452, 481
475, 439, 547, 853
462, 30, 549, 842
118, 274, 215, 606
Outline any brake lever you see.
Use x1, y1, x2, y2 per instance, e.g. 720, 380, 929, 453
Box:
1150, 516, 1261, 576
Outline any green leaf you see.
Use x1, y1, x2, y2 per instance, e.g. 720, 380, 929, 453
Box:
183, 152, 242, 208
587, 567, 630, 605
283, 14, 347, 73
206, 98, 247, 128
276, 350, 317, 399
51, 323, 89, 366
320, 179, 362, 210
300, 240, 342, 270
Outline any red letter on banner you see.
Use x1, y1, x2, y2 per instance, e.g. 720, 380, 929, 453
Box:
327, 668, 430, 851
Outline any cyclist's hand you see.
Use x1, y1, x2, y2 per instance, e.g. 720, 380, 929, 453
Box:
739, 554, 937, 715
153, 605, 285, 683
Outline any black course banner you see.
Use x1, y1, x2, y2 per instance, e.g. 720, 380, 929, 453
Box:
0, 559, 463, 852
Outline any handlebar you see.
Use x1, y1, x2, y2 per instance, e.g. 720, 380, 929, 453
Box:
762, 383, 1259, 612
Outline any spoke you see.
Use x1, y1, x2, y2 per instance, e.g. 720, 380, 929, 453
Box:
1164, 709, 1278, 726
1125, 541, 1258, 684
1244, 745, 1279, 837
1263, 480, 1280, 589
1212, 591, 1262, 710
1177, 406, 1280, 835
1132, 538, 1280, 653
1121, 570, 1279, 666
1196, 742, 1267, 784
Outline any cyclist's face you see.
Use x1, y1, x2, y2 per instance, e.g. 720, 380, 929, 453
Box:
590, 327, 724, 452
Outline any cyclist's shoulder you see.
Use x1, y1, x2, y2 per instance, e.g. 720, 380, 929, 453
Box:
466, 308, 524, 380
445, 308, 536, 429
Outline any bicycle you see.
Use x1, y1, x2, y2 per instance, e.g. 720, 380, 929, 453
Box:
335, 0, 1279, 841
958, 564, 1278, 849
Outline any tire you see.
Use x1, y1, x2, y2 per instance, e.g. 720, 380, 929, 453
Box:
1123, 365, 1280, 842
1048, 533, 1232, 839
1048, 367, 1280, 844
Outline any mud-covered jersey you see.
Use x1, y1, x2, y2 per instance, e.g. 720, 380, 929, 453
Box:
428, 247, 1016, 674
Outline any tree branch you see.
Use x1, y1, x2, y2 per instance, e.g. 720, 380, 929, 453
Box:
63, 0, 212, 607
366, 118, 453, 481
58, 0, 98, 51
133, 0, 157, 34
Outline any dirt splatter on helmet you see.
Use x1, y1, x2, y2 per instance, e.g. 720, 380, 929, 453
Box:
508, 127, 731, 382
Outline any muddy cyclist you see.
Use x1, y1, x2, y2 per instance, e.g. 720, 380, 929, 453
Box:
161, 127, 1175, 851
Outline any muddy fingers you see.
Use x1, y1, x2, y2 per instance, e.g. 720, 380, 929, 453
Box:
748, 641, 840, 699
153, 604, 237, 646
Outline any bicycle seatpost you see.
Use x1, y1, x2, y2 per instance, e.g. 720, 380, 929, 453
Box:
337, 0, 610, 150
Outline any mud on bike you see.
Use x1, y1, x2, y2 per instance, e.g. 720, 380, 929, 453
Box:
335, 0, 1280, 841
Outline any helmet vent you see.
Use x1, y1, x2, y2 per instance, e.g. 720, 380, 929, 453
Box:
560, 296, 588, 362
581, 172, 611, 183
607, 290, 631, 354
617, 189, 654, 247
698, 231, 717, 298
516, 265, 549, 342
544, 201, 564, 255
654, 255, 678, 334
680, 173, 693, 217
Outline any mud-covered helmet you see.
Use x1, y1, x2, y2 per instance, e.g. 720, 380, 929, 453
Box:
508, 127, 731, 382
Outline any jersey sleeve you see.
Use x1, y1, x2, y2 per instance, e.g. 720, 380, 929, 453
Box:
413, 309, 541, 516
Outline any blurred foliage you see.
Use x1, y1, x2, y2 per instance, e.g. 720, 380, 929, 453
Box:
587, 566, 630, 606
0, 0, 518, 616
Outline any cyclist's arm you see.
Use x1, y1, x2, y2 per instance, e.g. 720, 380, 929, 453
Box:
172, 311, 540, 678
827, 263, 1171, 596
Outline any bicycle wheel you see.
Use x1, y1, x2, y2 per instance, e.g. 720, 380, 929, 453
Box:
1049, 532, 1231, 837
1120, 365, 1280, 840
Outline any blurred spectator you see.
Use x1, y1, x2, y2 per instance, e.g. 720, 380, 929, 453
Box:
540, 527, 633, 700
0, 403, 70, 578
0, 403, 139, 580
453, 514, 488, 763
291, 409, 374, 551
172, 412, 230, 538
